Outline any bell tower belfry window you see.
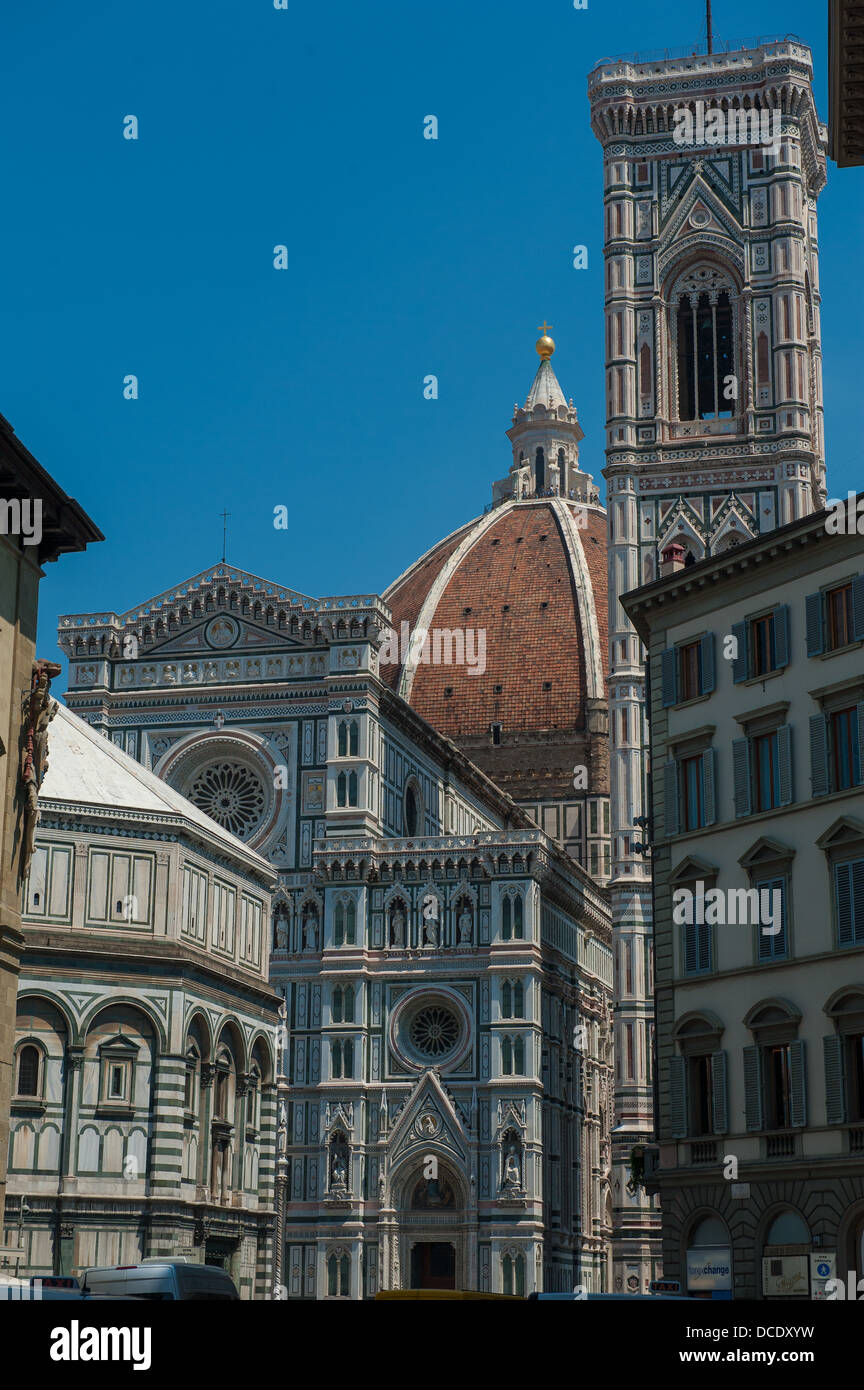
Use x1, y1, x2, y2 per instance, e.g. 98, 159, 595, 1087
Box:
670, 265, 737, 421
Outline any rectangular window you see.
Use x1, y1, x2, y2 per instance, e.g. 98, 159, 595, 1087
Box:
678, 641, 702, 702
681, 755, 705, 832
626, 1024, 634, 1079
835, 857, 864, 947
753, 731, 780, 812
688, 1054, 713, 1136
750, 614, 776, 677
766, 1044, 792, 1129
847, 1033, 864, 1122
831, 708, 862, 792
827, 584, 854, 650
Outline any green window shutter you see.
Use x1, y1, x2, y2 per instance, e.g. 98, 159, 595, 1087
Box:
683, 918, 699, 975
777, 724, 794, 806
661, 648, 677, 707
664, 760, 679, 837
669, 1055, 687, 1139
852, 575, 864, 644
697, 917, 712, 974
702, 747, 717, 826
789, 1039, 807, 1128
835, 861, 855, 947
809, 714, 829, 797
823, 1034, 846, 1126
774, 604, 790, 668
732, 737, 751, 817
711, 1050, 728, 1134
701, 633, 716, 694
743, 1045, 763, 1132
732, 621, 749, 682
756, 876, 786, 961
805, 592, 824, 656
858, 703, 864, 784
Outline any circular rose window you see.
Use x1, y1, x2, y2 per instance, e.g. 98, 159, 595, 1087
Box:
187, 760, 267, 839
410, 1006, 460, 1059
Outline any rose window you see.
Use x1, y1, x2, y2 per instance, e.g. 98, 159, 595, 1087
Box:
187, 761, 267, 839
409, 1006, 460, 1059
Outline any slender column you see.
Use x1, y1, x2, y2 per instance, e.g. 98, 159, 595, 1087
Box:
273, 999, 289, 1298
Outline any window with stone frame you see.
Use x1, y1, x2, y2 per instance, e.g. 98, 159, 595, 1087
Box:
809, 683, 864, 797
824, 990, 864, 1126
501, 892, 524, 941
730, 606, 790, 683
15, 1043, 41, 1099
501, 980, 525, 1019
670, 265, 738, 422
743, 1001, 806, 1134
806, 576, 864, 656
327, 1251, 350, 1298
732, 702, 794, 819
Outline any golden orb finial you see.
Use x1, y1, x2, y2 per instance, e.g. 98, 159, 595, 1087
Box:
535, 321, 555, 359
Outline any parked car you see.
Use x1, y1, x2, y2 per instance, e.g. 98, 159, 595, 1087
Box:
80, 1260, 239, 1301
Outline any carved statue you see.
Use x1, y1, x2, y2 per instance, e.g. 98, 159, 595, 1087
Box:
424, 914, 438, 947
330, 1155, 348, 1194
390, 907, 405, 947
19, 661, 61, 884
303, 911, 318, 949
503, 1144, 522, 1190
458, 908, 473, 944
275, 916, 289, 949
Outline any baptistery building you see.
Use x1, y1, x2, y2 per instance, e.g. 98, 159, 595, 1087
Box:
4, 703, 279, 1298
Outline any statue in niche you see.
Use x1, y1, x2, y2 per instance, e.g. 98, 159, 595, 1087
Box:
303, 908, 318, 950
329, 1133, 349, 1196
390, 905, 405, 947
424, 912, 438, 947
457, 905, 473, 944
275, 915, 289, 950
502, 1139, 522, 1191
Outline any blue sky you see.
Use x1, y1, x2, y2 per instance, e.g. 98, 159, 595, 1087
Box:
0, 0, 860, 663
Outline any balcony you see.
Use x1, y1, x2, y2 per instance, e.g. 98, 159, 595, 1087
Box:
848, 1127, 864, 1154
689, 1140, 718, 1164
765, 1133, 796, 1159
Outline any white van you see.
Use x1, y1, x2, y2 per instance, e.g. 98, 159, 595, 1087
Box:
81, 1261, 239, 1301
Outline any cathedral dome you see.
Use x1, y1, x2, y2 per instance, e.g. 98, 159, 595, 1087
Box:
382, 494, 608, 805
381, 339, 610, 853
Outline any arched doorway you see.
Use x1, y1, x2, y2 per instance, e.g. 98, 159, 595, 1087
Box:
761, 1209, 810, 1299
684, 1213, 732, 1299
395, 1162, 467, 1291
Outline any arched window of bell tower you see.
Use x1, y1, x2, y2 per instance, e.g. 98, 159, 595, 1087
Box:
669, 264, 739, 423
535, 447, 545, 489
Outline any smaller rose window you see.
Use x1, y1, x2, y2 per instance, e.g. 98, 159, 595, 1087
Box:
409, 1006, 460, 1059
187, 761, 267, 839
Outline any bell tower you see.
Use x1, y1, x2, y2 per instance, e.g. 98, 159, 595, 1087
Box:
588, 34, 828, 1294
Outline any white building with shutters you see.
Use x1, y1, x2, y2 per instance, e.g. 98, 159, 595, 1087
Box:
622, 498, 864, 1299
